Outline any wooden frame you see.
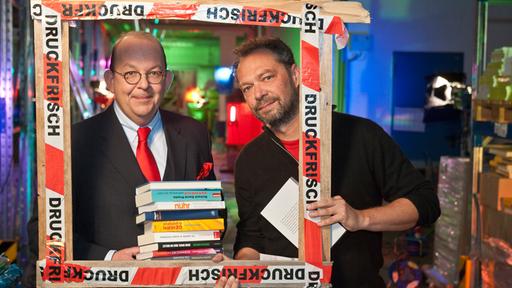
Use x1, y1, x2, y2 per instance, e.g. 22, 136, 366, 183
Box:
31, 0, 369, 286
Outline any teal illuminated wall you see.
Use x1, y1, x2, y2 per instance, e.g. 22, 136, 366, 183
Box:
162, 36, 220, 88
162, 37, 220, 67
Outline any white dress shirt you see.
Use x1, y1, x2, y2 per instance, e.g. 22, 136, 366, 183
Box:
113, 101, 167, 177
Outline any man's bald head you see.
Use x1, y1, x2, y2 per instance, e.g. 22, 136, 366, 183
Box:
109, 31, 167, 70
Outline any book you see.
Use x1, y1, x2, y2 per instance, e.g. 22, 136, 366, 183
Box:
489, 147, 512, 158
136, 247, 222, 260
496, 166, 512, 178
144, 218, 225, 233
497, 163, 512, 173
136, 210, 219, 224
141, 254, 218, 261
137, 230, 221, 246
138, 201, 225, 214
139, 240, 223, 254
135, 189, 222, 207
136, 181, 222, 195
492, 155, 512, 164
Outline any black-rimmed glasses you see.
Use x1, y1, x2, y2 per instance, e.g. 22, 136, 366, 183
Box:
112, 70, 167, 85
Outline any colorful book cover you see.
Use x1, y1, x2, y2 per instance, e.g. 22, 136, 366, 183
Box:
139, 240, 223, 254
137, 201, 225, 214
136, 210, 219, 224
137, 230, 221, 246
136, 248, 223, 260
136, 181, 222, 194
142, 254, 219, 261
136, 190, 222, 207
144, 218, 224, 233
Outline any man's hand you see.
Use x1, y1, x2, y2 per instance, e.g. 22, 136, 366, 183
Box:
234, 247, 260, 260
212, 255, 239, 287
211, 253, 232, 263
307, 195, 369, 231
215, 276, 239, 288
112, 247, 139, 260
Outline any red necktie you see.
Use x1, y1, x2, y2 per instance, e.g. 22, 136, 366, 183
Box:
136, 127, 161, 181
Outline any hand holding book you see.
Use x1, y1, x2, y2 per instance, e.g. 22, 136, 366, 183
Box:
112, 246, 140, 260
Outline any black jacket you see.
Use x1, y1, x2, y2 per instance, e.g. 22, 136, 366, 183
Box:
24, 106, 215, 286
234, 112, 440, 288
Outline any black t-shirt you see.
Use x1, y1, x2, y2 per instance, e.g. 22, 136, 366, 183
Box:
234, 112, 440, 288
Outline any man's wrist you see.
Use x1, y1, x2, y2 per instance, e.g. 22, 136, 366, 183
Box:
357, 209, 371, 231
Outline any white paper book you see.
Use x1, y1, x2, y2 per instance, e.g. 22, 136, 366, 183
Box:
135, 181, 222, 194
489, 147, 512, 158
261, 177, 345, 248
137, 230, 221, 246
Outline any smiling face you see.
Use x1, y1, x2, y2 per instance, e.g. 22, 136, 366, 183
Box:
236, 49, 300, 130
105, 34, 172, 126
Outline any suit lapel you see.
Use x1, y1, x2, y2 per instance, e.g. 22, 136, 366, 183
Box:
161, 111, 188, 181
98, 106, 146, 186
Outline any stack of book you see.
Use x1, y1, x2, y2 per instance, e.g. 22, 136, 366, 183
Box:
135, 181, 225, 260
489, 145, 512, 178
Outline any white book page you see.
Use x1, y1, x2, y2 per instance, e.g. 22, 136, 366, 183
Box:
261, 178, 345, 248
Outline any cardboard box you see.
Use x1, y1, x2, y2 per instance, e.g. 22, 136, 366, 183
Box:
502, 197, 512, 215
479, 172, 512, 210
482, 205, 512, 246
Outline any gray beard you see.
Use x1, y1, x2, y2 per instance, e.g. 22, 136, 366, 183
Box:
267, 102, 298, 129
257, 93, 299, 130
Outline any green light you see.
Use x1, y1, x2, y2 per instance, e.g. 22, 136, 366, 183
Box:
103, 23, 112, 31
79, 69, 84, 76
154, 19, 160, 24
187, 103, 207, 122
90, 69, 96, 76
152, 28, 158, 37
122, 23, 131, 31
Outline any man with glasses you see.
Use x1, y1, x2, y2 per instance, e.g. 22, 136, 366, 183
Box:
26, 31, 216, 269
74, 31, 216, 260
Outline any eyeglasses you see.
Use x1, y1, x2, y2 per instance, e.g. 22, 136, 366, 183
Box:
112, 70, 167, 85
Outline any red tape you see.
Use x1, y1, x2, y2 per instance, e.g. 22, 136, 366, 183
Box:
147, 3, 198, 19
220, 265, 268, 284
131, 267, 181, 285
320, 264, 332, 283
304, 219, 323, 264
324, 16, 342, 35
301, 133, 321, 183
300, 41, 320, 91
43, 240, 65, 283
45, 144, 64, 195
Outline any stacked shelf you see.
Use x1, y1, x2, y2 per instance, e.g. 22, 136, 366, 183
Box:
474, 99, 512, 124
472, 121, 512, 140
470, 3, 512, 286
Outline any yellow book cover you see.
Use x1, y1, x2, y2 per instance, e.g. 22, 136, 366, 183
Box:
145, 218, 224, 232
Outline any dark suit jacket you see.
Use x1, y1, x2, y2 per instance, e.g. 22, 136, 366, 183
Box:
23, 106, 215, 285
72, 106, 215, 259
